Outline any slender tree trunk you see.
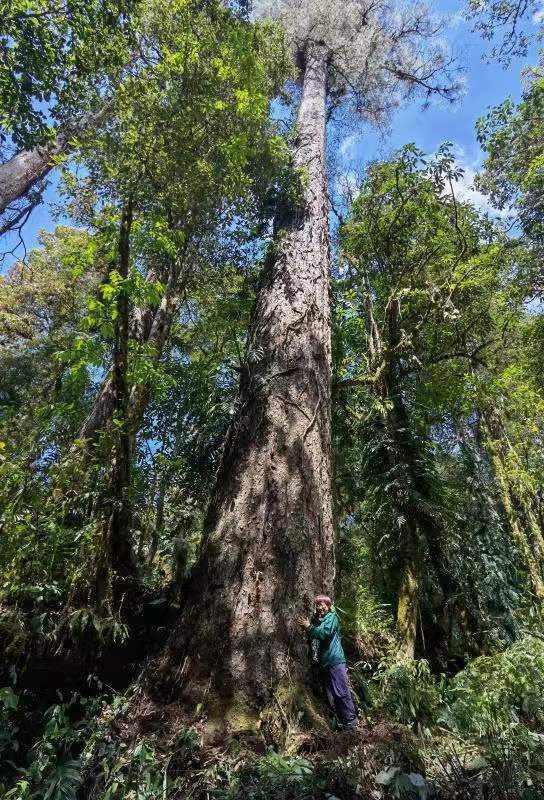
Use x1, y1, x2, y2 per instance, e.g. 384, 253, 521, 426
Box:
480, 411, 544, 600
148, 473, 167, 566
128, 259, 182, 430
0, 136, 66, 215
95, 200, 137, 607
365, 295, 424, 655
79, 256, 186, 446
362, 285, 421, 654
527, 509, 544, 564
156, 42, 334, 716
364, 292, 465, 656
397, 558, 419, 659
0, 103, 115, 216
79, 376, 118, 448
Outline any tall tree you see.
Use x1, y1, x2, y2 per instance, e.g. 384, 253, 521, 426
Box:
68, 0, 289, 456
337, 146, 534, 659
94, 199, 137, 609
155, 0, 460, 719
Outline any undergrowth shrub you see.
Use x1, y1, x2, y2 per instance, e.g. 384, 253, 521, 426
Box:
447, 634, 544, 735
440, 634, 544, 798
2, 695, 100, 800
216, 750, 358, 800
82, 720, 205, 800
371, 658, 445, 729
4, 635, 544, 800
0, 686, 20, 765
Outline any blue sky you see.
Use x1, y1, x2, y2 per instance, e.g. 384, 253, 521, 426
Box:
334, 0, 542, 211
1, 0, 542, 271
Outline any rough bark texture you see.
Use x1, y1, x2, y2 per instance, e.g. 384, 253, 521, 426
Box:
79, 376, 117, 447
0, 105, 113, 215
156, 43, 335, 714
0, 136, 66, 215
397, 560, 419, 659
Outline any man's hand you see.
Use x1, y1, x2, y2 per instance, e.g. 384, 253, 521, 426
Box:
297, 616, 311, 629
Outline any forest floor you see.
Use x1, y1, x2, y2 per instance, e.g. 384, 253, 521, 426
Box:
2, 601, 541, 799
73, 686, 489, 800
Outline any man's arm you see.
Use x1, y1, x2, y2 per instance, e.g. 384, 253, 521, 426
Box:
309, 613, 337, 641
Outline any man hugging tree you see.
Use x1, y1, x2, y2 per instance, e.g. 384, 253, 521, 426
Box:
299, 595, 358, 730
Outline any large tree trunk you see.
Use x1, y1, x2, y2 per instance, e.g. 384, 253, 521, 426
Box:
155, 42, 334, 717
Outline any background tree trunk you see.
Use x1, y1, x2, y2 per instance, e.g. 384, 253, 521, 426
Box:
480, 409, 544, 600
0, 104, 114, 216
364, 293, 465, 657
95, 199, 137, 608
155, 42, 335, 716
78, 255, 188, 447
397, 559, 419, 658
0, 136, 66, 215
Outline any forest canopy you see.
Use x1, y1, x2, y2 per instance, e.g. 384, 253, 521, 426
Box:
1, 1, 544, 799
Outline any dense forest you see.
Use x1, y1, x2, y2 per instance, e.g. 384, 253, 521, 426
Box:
1, 0, 544, 797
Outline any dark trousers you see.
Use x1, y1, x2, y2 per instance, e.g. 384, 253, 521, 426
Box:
325, 662, 358, 726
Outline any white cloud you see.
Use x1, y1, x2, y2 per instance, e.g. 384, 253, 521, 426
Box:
335, 169, 362, 202
339, 133, 362, 160
447, 144, 510, 219
452, 165, 496, 214
447, 10, 468, 29
533, 1, 544, 23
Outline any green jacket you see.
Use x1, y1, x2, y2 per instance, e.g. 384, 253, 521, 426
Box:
309, 609, 346, 668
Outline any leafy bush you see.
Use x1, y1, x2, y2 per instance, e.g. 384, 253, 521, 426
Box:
371, 658, 445, 728
0, 693, 111, 800
215, 750, 358, 800
375, 766, 429, 800
0, 686, 20, 763
448, 634, 544, 736
222, 752, 315, 799
87, 720, 203, 800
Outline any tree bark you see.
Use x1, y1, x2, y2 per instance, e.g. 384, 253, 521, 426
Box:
362, 290, 423, 655
148, 472, 167, 567
78, 375, 117, 448
156, 42, 334, 715
0, 103, 114, 217
397, 559, 419, 659
0, 136, 67, 215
